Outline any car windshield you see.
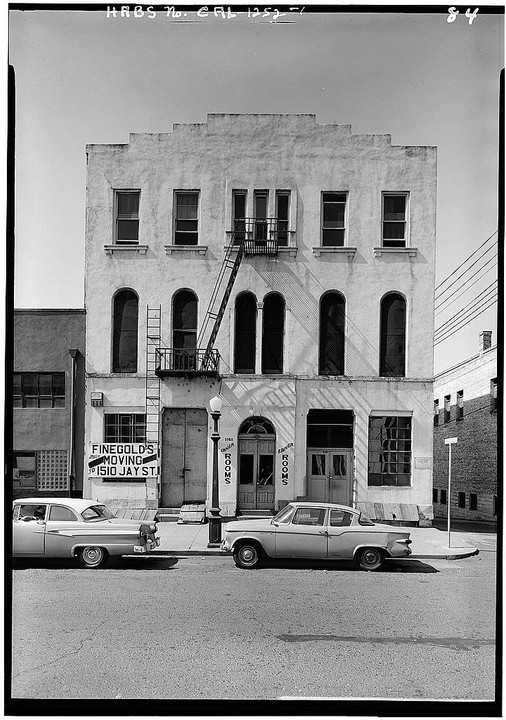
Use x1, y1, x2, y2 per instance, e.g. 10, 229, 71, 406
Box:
358, 512, 375, 526
272, 504, 295, 523
81, 505, 116, 522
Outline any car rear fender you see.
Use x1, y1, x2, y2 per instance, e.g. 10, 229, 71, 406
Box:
352, 543, 391, 560
230, 535, 269, 558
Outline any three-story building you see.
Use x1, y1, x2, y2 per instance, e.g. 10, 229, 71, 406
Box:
84, 114, 437, 524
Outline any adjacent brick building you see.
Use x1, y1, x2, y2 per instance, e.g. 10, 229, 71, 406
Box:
12, 309, 86, 499
84, 113, 437, 524
433, 331, 498, 522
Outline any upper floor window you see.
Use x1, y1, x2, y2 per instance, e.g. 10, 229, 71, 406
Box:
444, 394, 451, 423
254, 190, 268, 240
433, 399, 439, 426
319, 292, 345, 375
174, 191, 199, 245
382, 193, 408, 247
105, 413, 146, 443
233, 190, 247, 244
113, 289, 138, 373
262, 293, 285, 374
115, 190, 140, 245
491, 378, 497, 413
235, 292, 257, 373
368, 415, 412, 487
232, 190, 291, 246
379, 293, 406, 377
172, 289, 198, 370
276, 191, 290, 246
457, 390, 464, 420
321, 192, 347, 246
13, 372, 65, 408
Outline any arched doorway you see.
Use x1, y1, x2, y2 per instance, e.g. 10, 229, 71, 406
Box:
237, 417, 276, 511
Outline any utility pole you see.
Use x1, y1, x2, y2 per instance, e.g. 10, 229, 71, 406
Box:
445, 437, 458, 547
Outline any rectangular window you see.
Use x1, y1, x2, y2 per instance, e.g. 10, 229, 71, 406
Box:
254, 190, 268, 240
444, 395, 451, 423
433, 399, 439, 427
37, 450, 68, 491
491, 378, 497, 412
457, 390, 464, 420
368, 415, 412, 487
494, 495, 498, 516
13, 373, 65, 408
174, 191, 199, 245
470, 493, 478, 511
104, 414, 146, 443
440, 488, 447, 505
458, 492, 466, 509
433, 488, 438, 504
232, 190, 247, 244
276, 191, 290, 246
382, 192, 408, 247
115, 190, 140, 245
13, 453, 36, 489
321, 192, 346, 246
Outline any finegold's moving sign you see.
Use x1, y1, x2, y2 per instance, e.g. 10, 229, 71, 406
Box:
88, 444, 158, 480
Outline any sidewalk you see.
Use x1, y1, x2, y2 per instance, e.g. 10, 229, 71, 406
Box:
152, 520, 479, 560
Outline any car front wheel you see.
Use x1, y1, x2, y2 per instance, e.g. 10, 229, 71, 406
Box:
357, 547, 384, 571
233, 543, 262, 569
78, 546, 108, 569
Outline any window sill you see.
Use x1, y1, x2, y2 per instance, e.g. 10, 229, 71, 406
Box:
373, 247, 418, 257
104, 245, 148, 256
313, 247, 357, 257
165, 245, 208, 255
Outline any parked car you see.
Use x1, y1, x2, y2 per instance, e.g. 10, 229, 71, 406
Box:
12, 498, 160, 568
222, 502, 412, 570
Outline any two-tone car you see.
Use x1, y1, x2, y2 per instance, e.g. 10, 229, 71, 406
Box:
222, 502, 412, 570
12, 497, 160, 568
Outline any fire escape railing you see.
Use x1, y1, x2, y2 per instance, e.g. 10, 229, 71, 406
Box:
231, 217, 286, 255
155, 347, 220, 374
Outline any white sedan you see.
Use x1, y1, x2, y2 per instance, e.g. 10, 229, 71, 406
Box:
12, 497, 160, 568
222, 502, 412, 570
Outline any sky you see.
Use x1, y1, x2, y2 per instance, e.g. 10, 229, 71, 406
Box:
8, 3, 503, 374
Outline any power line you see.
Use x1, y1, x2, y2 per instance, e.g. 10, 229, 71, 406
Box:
435, 262, 497, 315
435, 231, 498, 292
435, 281, 498, 336
435, 253, 498, 311
435, 246, 498, 303
435, 292, 498, 342
434, 296, 498, 346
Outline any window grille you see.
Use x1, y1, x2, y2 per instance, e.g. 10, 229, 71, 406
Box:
368, 415, 412, 487
37, 450, 68, 491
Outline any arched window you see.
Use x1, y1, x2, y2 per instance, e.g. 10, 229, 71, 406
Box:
319, 292, 345, 375
380, 293, 406, 377
172, 290, 198, 370
113, 289, 138, 373
262, 293, 285, 374
234, 292, 257, 373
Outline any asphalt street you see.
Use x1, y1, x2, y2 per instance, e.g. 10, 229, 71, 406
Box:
10, 530, 497, 703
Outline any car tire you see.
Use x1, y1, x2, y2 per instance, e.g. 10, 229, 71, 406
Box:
78, 546, 108, 569
357, 547, 384, 571
233, 543, 262, 569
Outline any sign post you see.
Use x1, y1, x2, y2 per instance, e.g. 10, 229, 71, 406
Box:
444, 438, 458, 547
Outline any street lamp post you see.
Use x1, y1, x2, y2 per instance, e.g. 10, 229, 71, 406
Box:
208, 394, 223, 547
445, 437, 458, 548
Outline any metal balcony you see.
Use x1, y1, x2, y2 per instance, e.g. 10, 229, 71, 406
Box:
155, 348, 220, 378
231, 218, 288, 256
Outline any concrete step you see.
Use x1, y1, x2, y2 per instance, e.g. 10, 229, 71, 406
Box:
155, 508, 181, 523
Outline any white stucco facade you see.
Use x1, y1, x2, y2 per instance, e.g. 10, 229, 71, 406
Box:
84, 114, 436, 523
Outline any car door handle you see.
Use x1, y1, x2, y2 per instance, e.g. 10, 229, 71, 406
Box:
318, 530, 328, 536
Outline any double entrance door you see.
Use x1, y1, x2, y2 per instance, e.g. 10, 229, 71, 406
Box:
161, 408, 207, 507
307, 449, 353, 505
238, 436, 275, 511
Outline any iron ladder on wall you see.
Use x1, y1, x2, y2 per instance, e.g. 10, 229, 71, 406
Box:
145, 306, 162, 494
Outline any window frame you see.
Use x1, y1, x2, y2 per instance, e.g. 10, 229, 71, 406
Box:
433, 399, 439, 427
174, 190, 200, 246
275, 190, 290, 246
440, 488, 447, 505
319, 291, 346, 376
13, 373, 65, 409
114, 190, 140, 246
112, 289, 139, 373
444, 395, 451, 423
458, 492, 466, 509
367, 415, 412, 487
321, 192, 347, 247
491, 378, 497, 413
456, 390, 464, 420
261, 292, 285, 374
104, 413, 147, 443
381, 192, 409, 248
470, 493, 478, 511
379, 292, 406, 378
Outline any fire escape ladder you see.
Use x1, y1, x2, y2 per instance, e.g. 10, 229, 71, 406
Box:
145, 306, 162, 450
198, 241, 245, 370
